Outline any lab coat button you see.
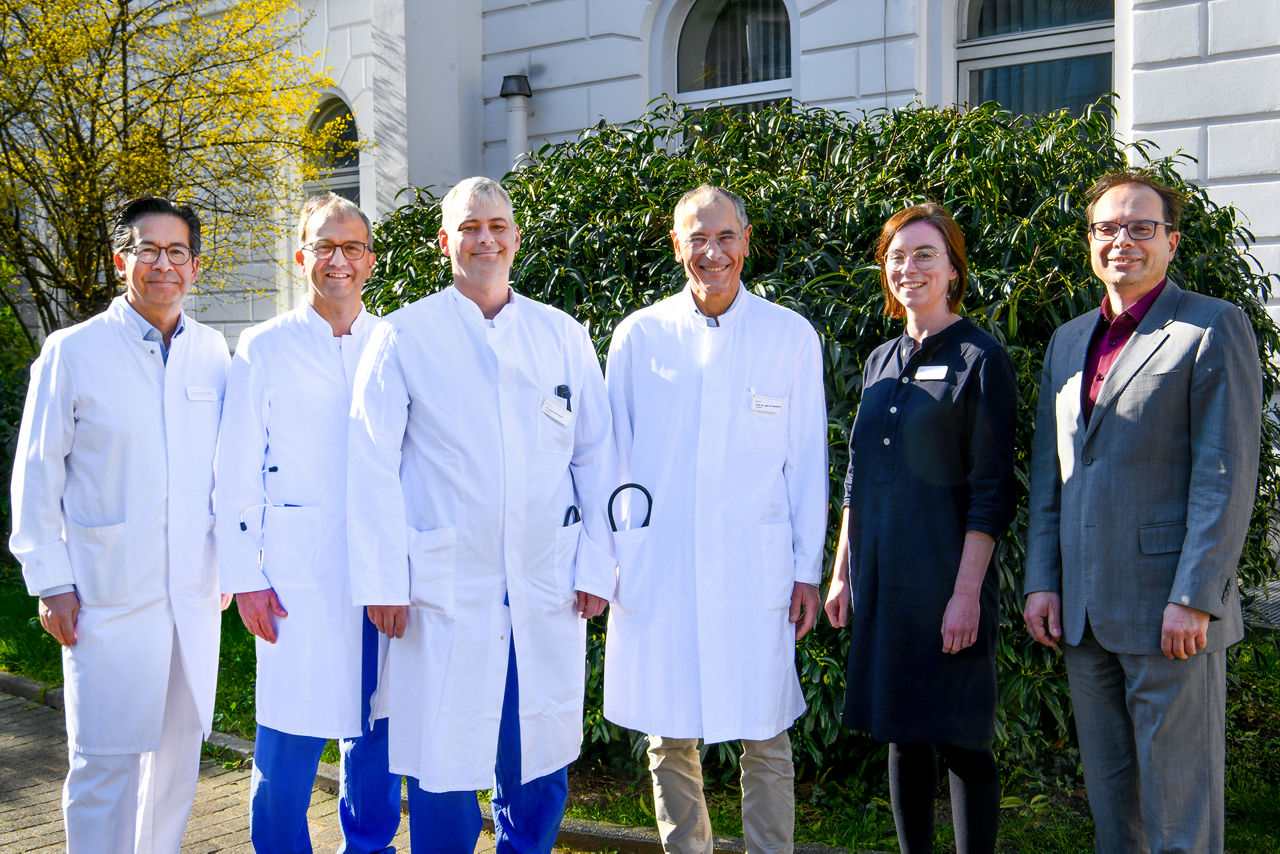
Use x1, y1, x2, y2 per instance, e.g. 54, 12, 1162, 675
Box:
900, 376, 909, 384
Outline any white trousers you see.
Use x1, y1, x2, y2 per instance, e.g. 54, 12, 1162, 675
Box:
63, 629, 203, 854
647, 730, 795, 854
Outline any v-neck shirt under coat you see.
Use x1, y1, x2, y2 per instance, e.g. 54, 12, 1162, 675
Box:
841, 317, 1016, 749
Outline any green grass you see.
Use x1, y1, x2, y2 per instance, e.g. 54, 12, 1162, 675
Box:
0, 565, 63, 684
3, 565, 1278, 852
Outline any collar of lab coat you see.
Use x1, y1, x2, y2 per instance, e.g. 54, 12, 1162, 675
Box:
680, 282, 746, 327
112, 294, 186, 344
301, 301, 369, 340
446, 283, 518, 328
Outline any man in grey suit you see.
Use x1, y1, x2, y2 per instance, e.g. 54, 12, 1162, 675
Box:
1023, 170, 1263, 853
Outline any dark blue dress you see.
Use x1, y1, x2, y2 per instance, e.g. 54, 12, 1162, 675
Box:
841, 317, 1017, 749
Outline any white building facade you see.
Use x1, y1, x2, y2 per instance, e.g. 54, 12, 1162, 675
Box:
195, 0, 1280, 341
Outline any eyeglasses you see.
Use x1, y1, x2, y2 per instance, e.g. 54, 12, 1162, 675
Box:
128, 244, 193, 265
679, 233, 744, 253
301, 240, 371, 260
885, 249, 947, 270
1088, 220, 1172, 241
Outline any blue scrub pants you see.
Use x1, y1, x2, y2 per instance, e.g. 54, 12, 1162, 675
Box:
406, 639, 568, 854
250, 615, 402, 853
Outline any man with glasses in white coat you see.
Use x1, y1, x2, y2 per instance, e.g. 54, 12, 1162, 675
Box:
10, 196, 229, 851
348, 177, 616, 852
603, 185, 828, 853
217, 193, 401, 852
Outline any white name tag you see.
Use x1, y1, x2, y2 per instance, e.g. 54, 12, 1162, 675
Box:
915, 365, 948, 381
187, 386, 218, 402
751, 391, 785, 414
540, 397, 572, 426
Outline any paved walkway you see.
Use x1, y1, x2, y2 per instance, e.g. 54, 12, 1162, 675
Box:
0, 677, 849, 853
0, 691, 457, 852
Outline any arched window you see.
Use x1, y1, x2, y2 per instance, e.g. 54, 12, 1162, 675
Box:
675, 0, 791, 108
307, 98, 360, 203
957, 0, 1114, 116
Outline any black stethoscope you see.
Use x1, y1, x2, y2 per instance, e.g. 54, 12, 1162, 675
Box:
608, 482, 652, 532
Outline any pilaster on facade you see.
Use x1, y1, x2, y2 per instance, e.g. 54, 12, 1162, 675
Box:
1124, 0, 1280, 295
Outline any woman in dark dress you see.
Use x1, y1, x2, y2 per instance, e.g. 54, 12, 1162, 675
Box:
823, 203, 1016, 853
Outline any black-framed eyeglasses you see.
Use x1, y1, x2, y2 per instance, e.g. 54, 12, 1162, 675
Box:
1088, 220, 1172, 241
128, 243, 193, 265
301, 240, 371, 260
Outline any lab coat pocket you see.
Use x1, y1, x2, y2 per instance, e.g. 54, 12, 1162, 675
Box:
545, 521, 581, 610
408, 525, 458, 618
262, 505, 323, 590
536, 401, 576, 455
758, 521, 795, 611
186, 390, 223, 463
65, 519, 131, 608
613, 526, 651, 614
749, 394, 787, 453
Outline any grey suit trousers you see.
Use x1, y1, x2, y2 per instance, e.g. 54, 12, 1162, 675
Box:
1063, 627, 1226, 854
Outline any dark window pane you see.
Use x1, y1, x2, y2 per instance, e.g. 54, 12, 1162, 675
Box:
678, 0, 790, 93
973, 0, 1112, 39
969, 52, 1112, 116
311, 100, 359, 169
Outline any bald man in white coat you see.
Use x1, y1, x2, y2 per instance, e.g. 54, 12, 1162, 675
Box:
603, 185, 828, 854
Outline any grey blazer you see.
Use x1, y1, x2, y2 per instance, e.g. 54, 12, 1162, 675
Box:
1025, 281, 1263, 656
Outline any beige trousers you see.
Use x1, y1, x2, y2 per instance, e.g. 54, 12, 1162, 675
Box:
647, 730, 794, 854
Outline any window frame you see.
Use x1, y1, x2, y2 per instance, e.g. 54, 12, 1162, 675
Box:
955, 6, 1115, 113
305, 97, 361, 204
658, 0, 797, 109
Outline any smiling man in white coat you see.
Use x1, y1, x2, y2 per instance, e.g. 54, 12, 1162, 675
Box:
603, 185, 828, 854
348, 177, 617, 853
9, 197, 230, 852
216, 193, 401, 852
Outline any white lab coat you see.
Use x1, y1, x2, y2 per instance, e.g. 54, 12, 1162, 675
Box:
9, 296, 229, 753
348, 286, 616, 792
602, 287, 828, 743
216, 305, 375, 738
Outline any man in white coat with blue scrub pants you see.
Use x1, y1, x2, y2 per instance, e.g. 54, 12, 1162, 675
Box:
348, 176, 617, 853
9, 196, 230, 852
603, 185, 828, 854
216, 193, 402, 852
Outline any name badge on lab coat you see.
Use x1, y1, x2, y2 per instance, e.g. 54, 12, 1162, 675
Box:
751, 391, 785, 414
914, 365, 948, 381
187, 386, 219, 401
540, 397, 572, 426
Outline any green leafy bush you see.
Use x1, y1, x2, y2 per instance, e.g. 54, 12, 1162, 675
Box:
0, 259, 36, 547
365, 99, 1280, 789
